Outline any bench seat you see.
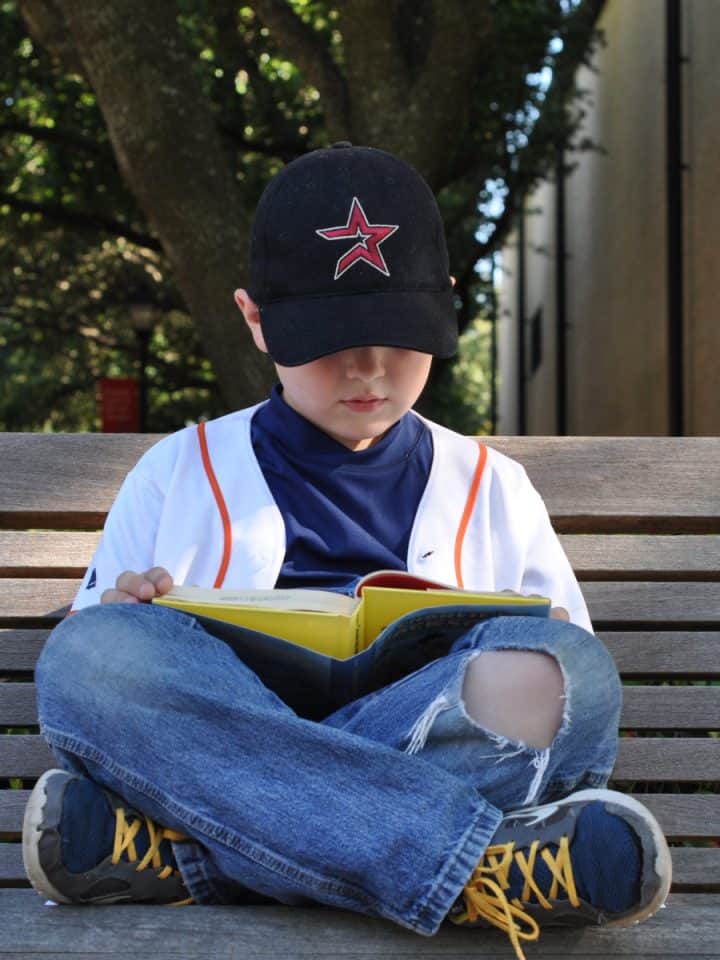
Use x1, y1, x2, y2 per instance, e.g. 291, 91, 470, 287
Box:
1, 433, 718, 958
0, 889, 718, 958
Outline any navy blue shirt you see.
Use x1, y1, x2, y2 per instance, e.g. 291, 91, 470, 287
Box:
251, 385, 433, 591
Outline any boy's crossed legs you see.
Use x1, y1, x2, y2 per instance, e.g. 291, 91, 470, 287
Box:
24, 605, 671, 959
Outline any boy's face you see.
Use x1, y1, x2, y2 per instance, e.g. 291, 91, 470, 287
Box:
275, 347, 432, 451
235, 290, 432, 451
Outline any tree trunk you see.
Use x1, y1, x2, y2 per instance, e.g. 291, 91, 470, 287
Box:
26, 0, 275, 410
339, 0, 492, 188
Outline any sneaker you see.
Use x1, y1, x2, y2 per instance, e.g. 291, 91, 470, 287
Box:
450, 788, 672, 960
23, 769, 193, 905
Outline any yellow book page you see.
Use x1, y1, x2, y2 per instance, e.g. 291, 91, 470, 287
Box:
357, 587, 550, 652
154, 597, 362, 659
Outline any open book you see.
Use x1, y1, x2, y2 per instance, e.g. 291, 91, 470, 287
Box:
153, 571, 550, 717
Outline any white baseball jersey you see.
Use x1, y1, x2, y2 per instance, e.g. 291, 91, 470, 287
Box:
72, 404, 592, 632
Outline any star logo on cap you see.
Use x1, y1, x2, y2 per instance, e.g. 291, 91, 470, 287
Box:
316, 197, 399, 280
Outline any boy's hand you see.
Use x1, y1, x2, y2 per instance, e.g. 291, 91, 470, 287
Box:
101, 567, 173, 604
500, 588, 569, 622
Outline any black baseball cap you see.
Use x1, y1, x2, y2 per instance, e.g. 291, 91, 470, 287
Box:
248, 142, 458, 366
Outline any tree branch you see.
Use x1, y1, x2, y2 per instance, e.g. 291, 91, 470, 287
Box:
0, 191, 161, 249
251, 0, 350, 138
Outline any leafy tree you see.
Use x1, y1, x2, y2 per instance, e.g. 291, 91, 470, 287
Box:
1, 0, 604, 432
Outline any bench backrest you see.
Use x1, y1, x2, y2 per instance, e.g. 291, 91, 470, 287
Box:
1, 433, 719, 892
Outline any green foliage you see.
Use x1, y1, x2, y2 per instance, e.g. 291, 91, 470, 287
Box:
430, 318, 494, 437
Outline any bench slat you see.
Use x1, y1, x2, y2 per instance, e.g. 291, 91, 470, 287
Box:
4, 530, 720, 581
0, 434, 153, 530
493, 437, 720, 531
611, 739, 720, 782
3, 629, 719, 677
619, 687, 720, 729
0, 685, 36, 725
0, 532, 100, 577
601, 633, 720, 677
2, 435, 720, 532
583, 581, 720, 625
0, 734, 718, 783
0, 790, 27, 833
0, 887, 718, 956
4, 684, 720, 730
561, 535, 720, 580
0, 630, 48, 672
3, 579, 720, 624
0, 736, 54, 778
0, 580, 76, 622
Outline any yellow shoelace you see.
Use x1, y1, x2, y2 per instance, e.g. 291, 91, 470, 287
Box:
451, 836, 580, 960
112, 807, 194, 905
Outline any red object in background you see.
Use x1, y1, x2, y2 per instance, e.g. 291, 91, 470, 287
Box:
99, 377, 140, 432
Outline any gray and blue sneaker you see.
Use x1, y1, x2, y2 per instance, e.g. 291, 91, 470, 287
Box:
23, 769, 193, 905
450, 788, 672, 960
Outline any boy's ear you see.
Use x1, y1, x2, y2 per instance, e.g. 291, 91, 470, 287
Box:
234, 289, 268, 353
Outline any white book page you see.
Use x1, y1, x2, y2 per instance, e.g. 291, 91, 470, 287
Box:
164, 586, 359, 615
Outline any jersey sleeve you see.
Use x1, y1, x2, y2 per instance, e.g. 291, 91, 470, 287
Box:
518, 473, 593, 633
71, 466, 165, 612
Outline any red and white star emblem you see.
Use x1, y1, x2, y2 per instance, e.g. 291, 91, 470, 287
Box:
316, 197, 399, 280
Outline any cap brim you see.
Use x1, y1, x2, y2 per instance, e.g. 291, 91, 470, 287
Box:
259, 289, 458, 367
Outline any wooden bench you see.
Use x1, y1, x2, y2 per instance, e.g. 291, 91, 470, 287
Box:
1, 432, 718, 958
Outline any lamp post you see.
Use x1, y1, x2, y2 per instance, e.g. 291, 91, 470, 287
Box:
129, 300, 156, 433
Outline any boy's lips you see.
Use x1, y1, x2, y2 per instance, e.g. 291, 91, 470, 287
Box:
342, 396, 386, 412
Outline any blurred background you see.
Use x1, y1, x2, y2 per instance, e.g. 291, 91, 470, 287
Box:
1, 0, 716, 436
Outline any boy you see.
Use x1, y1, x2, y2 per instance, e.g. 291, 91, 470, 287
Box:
23, 143, 671, 960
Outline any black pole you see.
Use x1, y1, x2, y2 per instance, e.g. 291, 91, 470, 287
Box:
555, 144, 568, 436
666, 0, 684, 436
136, 328, 150, 433
489, 253, 498, 435
517, 212, 527, 435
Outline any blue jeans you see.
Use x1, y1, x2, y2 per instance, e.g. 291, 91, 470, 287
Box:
35, 604, 621, 935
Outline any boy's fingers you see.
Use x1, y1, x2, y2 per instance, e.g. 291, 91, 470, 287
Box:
143, 567, 174, 595
100, 587, 139, 604
100, 568, 173, 604
114, 570, 155, 599
551, 606, 570, 621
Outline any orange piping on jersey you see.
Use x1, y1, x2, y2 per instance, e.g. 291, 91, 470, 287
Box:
453, 442, 488, 588
197, 421, 232, 588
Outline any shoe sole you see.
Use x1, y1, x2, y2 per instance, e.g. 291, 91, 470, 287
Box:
514, 787, 673, 927
22, 769, 75, 904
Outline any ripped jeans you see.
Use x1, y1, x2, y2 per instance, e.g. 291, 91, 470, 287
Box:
35, 604, 621, 936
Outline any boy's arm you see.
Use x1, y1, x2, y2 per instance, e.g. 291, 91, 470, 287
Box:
71, 468, 167, 612
519, 481, 593, 633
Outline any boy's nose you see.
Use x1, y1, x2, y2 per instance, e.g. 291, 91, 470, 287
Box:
345, 346, 386, 379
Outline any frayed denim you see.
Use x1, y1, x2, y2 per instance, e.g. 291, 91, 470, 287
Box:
35, 604, 621, 934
